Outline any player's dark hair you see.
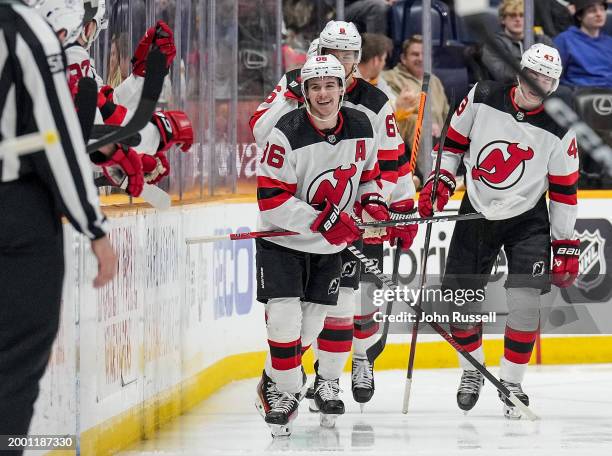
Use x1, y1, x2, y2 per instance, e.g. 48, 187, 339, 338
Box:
360, 33, 393, 63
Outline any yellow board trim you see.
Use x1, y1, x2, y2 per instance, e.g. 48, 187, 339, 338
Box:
71, 336, 612, 455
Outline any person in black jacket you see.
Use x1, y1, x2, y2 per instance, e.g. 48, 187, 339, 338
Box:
0, 0, 117, 447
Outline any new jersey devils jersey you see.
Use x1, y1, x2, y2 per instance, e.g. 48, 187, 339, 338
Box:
257, 107, 381, 254
436, 81, 578, 240
250, 73, 415, 204
65, 44, 159, 154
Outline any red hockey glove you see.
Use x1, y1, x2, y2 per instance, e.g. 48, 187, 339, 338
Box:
141, 152, 170, 185
97, 85, 127, 126
151, 110, 194, 153
386, 199, 418, 251
359, 193, 389, 244
132, 20, 176, 77
551, 239, 580, 288
418, 169, 456, 217
98, 145, 144, 197
311, 200, 363, 246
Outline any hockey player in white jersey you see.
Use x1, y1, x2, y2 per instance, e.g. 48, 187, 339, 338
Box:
417, 43, 579, 419
254, 54, 390, 436
36, 0, 193, 196
251, 20, 418, 415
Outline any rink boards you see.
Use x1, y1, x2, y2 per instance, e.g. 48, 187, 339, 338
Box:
29, 192, 612, 456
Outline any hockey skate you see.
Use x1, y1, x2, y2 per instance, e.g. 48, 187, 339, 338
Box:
351, 356, 375, 411
498, 379, 529, 420
313, 375, 345, 428
255, 370, 299, 437
457, 368, 484, 413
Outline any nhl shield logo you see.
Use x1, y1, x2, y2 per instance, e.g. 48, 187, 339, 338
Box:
576, 229, 606, 292
516, 111, 525, 121
327, 134, 337, 144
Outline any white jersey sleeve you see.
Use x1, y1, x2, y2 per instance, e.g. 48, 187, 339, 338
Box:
113, 74, 145, 111
547, 130, 579, 240
250, 71, 301, 149
256, 129, 318, 233
433, 84, 476, 176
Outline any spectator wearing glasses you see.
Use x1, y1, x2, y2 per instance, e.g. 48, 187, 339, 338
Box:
482, 0, 555, 83
554, 0, 612, 88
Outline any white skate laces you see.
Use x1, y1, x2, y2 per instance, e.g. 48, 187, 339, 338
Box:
316, 378, 341, 401
271, 392, 299, 415
459, 369, 483, 394
352, 357, 373, 390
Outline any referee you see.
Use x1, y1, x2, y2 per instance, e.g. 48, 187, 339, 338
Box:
0, 0, 117, 445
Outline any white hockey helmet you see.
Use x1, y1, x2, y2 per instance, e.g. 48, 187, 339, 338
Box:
520, 43, 563, 93
306, 38, 320, 58
318, 20, 362, 63
82, 0, 108, 48
35, 0, 84, 45
301, 54, 345, 121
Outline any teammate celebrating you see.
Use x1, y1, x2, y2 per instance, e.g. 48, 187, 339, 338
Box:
418, 43, 579, 419
36, 0, 193, 195
255, 54, 388, 436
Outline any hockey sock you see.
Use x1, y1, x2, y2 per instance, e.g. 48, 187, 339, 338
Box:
352, 311, 379, 356
501, 326, 537, 383
316, 288, 354, 380
451, 323, 484, 370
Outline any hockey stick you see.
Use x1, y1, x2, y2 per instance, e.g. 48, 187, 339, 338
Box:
95, 175, 171, 210
366, 73, 432, 364
402, 97, 456, 414
86, 48, 166, 153
463, 14, 612, 175
90, 125, 142, 147
0, 130, 59, 158
347, 243, 538, 420
74, 77, 98, 142
184, 212, 484, 245
408, 73, 430, 173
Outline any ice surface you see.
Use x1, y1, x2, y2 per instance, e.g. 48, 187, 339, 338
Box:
119, 364, 612, 456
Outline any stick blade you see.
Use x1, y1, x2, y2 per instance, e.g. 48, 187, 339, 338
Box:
140, 183, 171, 210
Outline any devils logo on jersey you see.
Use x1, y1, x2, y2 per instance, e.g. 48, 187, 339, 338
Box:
307, 164, 357, 211
472, 141, 534, 190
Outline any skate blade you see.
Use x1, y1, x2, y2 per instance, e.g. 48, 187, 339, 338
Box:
320, 413, 340, 428
463, 410, 469, 416
309, 398, 319, 413
255, 397, 267, 419
503, 404, 523, 420
270, 423, 293, 437
359, 403, 365, 413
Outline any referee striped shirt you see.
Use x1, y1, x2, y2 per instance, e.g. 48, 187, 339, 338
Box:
0, 2, 108, 240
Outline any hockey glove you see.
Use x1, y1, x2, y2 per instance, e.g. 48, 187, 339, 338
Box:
132, 20, 176, 77
97, 85, 127, 126
551, 239, 580, 288
386, 199, 418, 251
92, 145, 144, 197
311, 200, 362, 246
141, 152, 170, 185
358, 193, 389, 244
418, 169, 456, 217
151, 110, 194, 153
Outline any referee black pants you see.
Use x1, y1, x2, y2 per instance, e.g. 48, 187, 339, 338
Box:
0, 176, 64, 442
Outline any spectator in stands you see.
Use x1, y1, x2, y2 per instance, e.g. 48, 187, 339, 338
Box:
382, 35, 449, 182
345, 0, 396, 35
535, 0, 575, 37
482, 0, 555, 83
554, 0, 612, 88
356, 33, 396, 105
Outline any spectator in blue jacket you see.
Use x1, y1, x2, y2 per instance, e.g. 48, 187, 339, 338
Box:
554, 0, 612, 88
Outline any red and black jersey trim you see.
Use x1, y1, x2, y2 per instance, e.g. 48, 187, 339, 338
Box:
360, 162, 381, 183
249, 107, 269, 134
434, 126, 470, 155
344, 77, 389, 115
378, 147, 399, 183
97, 93, 127, 126
268, 339, 302, 370
504, 327, 537, 364
548, 171, 578, 205
397, 143, 411, 177
257, 176, 297, 211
